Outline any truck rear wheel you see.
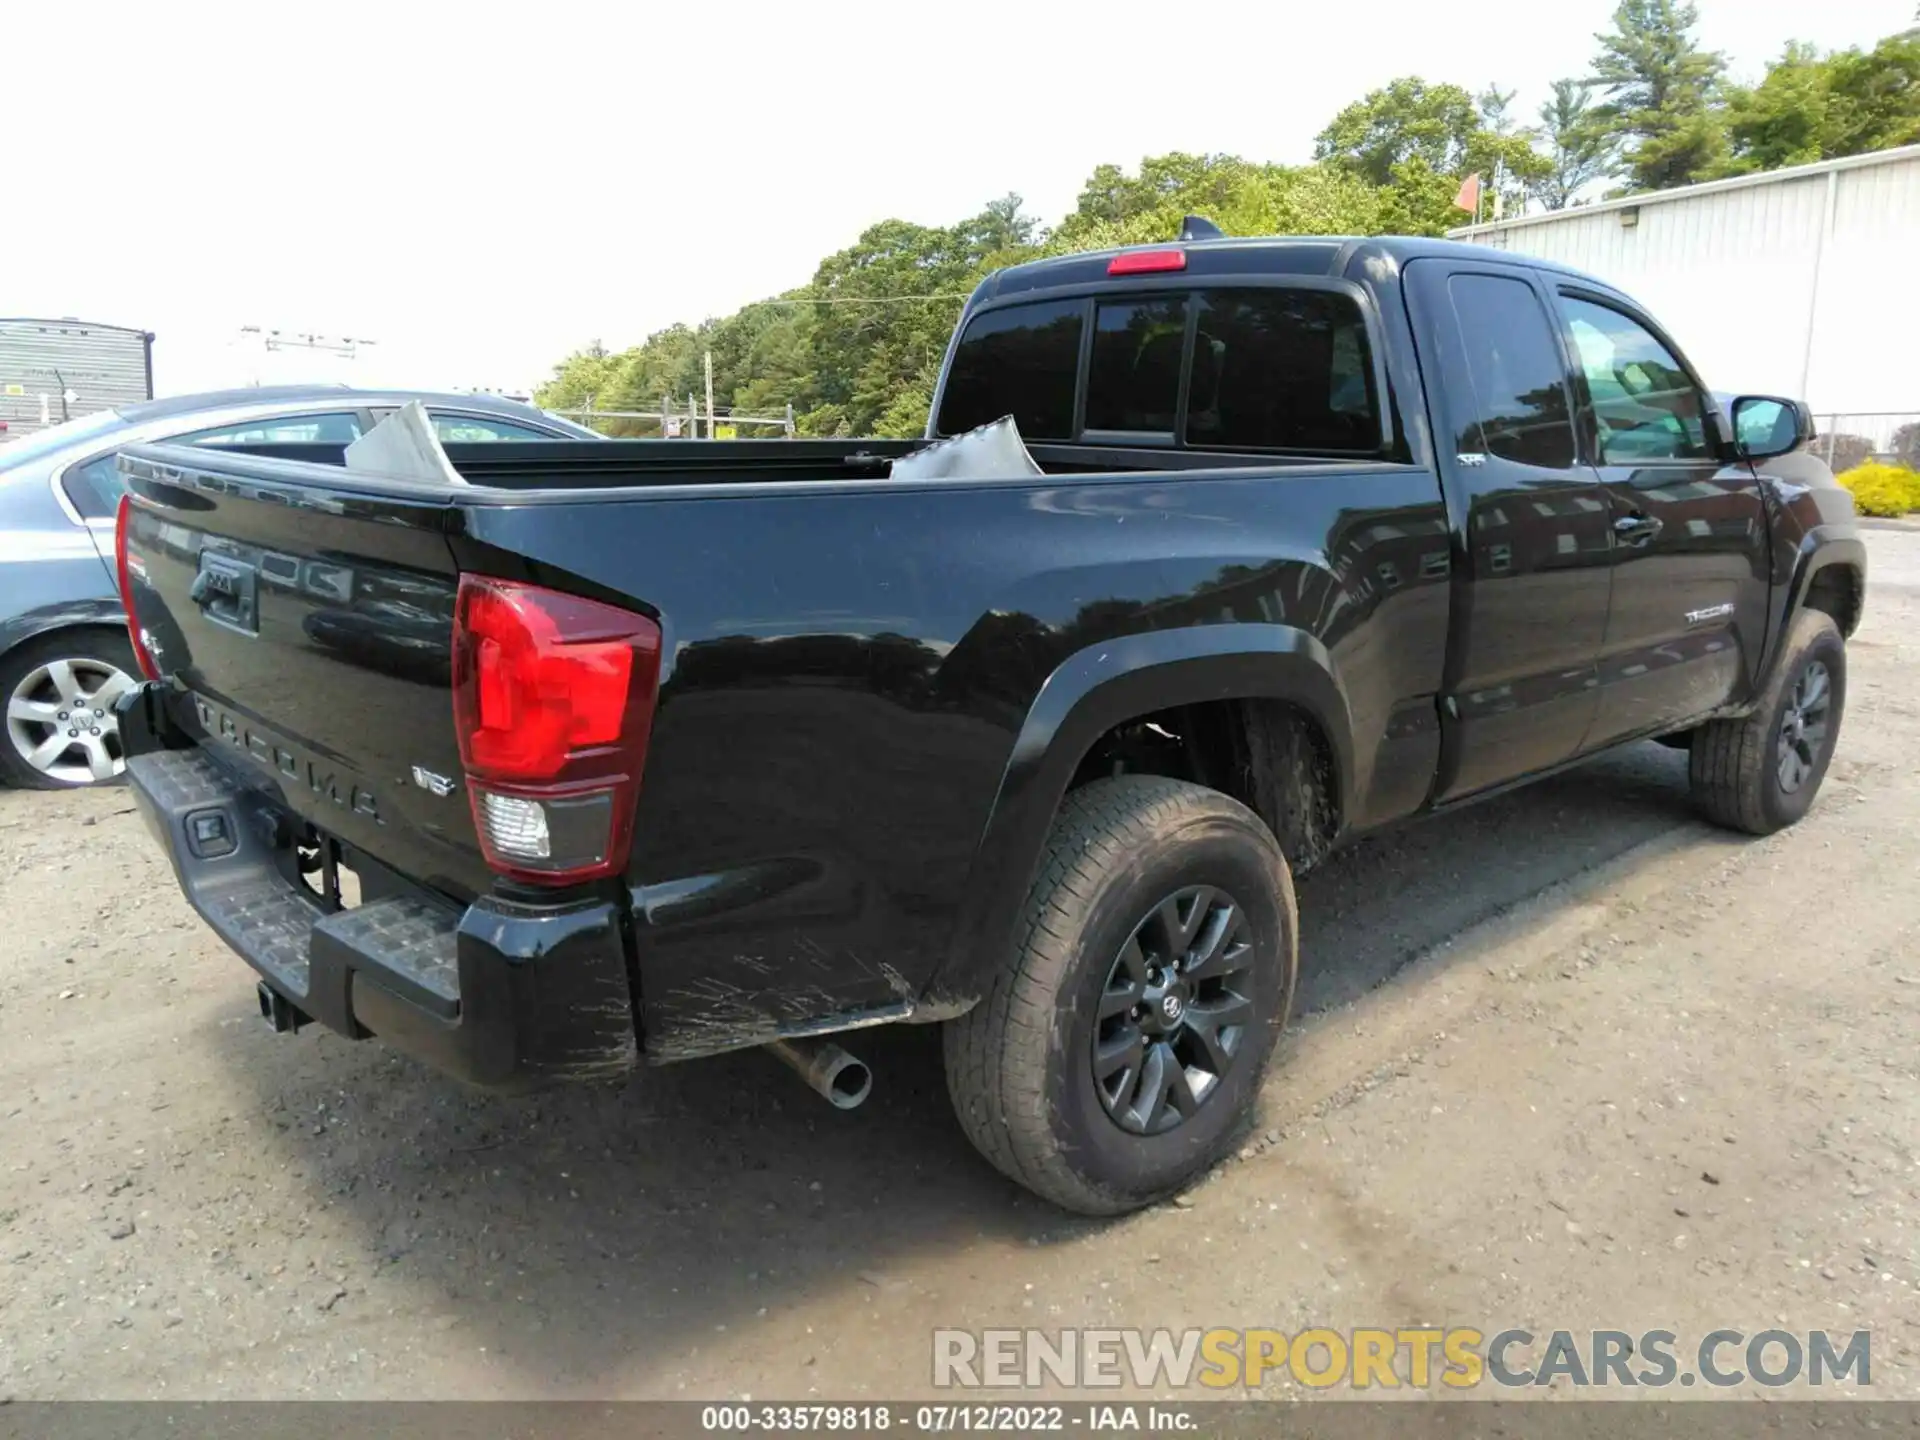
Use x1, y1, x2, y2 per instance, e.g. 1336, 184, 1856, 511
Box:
944, 776, 1297, 1215
1689, 608, 1846, 835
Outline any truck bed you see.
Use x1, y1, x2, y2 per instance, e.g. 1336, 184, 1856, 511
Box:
115, 436, 1451, 1064
205, 436, 1387, 491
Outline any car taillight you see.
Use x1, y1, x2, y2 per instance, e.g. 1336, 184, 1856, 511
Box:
451, 574, 662, 886
114, 494, 162, 682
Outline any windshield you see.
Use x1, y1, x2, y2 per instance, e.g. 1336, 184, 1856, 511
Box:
0, 408, 129, 473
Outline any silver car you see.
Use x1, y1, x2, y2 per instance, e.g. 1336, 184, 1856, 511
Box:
0, 386, 596, 788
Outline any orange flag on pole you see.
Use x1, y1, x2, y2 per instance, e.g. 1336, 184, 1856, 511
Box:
1454, 173, 1483, 216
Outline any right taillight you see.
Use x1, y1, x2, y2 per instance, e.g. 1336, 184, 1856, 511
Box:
114, 493, 162, 682
451, 574, 662, 886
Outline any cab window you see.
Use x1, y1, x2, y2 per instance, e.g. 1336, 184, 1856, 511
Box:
1559, 296, 1710, 463
1084, 296, 1187, 436
176, 412, 365, 447
936, 299, 1084, 439
1187, 289, 1380, 453
428, 412, 556, 442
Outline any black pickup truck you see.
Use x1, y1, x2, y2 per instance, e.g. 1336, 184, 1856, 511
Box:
111, 233, 1864, 1215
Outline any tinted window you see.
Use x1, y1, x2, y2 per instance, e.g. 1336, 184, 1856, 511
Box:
61, 453, 125, 518
177, 412, 364, 446
1560, 296, 1709, 463
1085, 297, 1186, 434
1187, 289, 1380, 452
429, 412, 555, 442
1445, 274, 1577, 469
936, 299, 1083, 439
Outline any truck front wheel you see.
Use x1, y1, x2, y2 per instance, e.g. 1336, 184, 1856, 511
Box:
944, 776, 1298, 1215
1689, 608, 1846, 835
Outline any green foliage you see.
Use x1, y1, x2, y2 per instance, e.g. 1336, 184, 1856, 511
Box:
536, 160, 1440, 440
533, 10, 1920, 436
1535, 80, 1616, 209
1314, 78, 1550, 215
1056, 153, 1417, 246
1590, 0, 1729, 191
1838, 462, 1920, 517
1722, 33, 1920, 173
1315, 78, 1485, 184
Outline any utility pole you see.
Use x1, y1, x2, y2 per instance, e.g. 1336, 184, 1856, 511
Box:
703, 351, 716, 441
237, 326, 375, 386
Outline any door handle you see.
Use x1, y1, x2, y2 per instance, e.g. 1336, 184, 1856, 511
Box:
1613, 512, 1662, 545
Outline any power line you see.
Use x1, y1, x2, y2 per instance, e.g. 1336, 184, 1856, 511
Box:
737, 293, 971, 309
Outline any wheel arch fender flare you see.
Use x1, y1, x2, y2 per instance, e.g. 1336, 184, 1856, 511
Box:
1766, 529, 1865, 680
926, 623, 1352, 1008
0, 599, 132, 671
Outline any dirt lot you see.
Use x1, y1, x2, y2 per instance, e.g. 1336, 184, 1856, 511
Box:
2, 525, 1917, 1402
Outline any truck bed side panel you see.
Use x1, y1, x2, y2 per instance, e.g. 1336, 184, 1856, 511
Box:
455, 464, 1450, 1060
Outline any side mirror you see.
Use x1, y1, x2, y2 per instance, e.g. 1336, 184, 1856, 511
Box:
1728, 395, 1813, 462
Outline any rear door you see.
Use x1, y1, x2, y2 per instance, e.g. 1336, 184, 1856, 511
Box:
1549, 290, 1771, 746
1404, 260, 1614, 799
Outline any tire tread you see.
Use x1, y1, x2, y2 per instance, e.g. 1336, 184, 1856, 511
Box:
1689, 609, 1842, 835
944, 776, 1292, 1215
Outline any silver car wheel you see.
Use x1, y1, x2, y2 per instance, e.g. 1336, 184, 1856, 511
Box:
5, 657, 137, 785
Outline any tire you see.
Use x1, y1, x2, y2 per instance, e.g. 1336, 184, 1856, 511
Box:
0, 628, 141, 790
1689, 608, 1846, 835
943, 776, 1298, 1215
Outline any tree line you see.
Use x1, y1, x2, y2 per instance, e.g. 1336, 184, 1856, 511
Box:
536, 0, 1920, 440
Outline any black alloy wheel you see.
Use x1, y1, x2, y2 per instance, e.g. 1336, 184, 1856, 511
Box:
1092, 885, 1255, 1135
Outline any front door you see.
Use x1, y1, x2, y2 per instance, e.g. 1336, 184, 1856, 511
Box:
1550, 291, 1772, 748
1404, 261, 1615, 800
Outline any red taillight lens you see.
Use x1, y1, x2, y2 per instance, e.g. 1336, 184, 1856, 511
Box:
114, 494, 162, 682
452, 575, 662, 885
1107, 248, 1187, 276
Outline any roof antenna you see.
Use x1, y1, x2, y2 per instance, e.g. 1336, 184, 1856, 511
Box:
1179, 215, 1225, 241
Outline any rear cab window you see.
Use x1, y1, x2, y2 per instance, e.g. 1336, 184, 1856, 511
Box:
935, 298, 1083, 440
1085, 297, 1186, 437
935, 282, 1384, 456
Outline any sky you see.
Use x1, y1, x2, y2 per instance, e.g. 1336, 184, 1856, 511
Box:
5, 0, 1913, 400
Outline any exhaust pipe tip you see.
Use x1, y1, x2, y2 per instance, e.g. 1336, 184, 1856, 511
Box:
766, 1037, 872, 1110
822, 1054, 873, 1110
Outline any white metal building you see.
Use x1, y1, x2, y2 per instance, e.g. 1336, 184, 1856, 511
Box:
1453, 145, 1920, 446
0, 317, 154, 442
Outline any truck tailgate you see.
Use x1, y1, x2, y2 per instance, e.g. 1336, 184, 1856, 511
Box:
118, 447, 490, 899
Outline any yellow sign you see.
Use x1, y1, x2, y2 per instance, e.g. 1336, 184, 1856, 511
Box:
3, 384, 23, 396
714, 424, 738, 439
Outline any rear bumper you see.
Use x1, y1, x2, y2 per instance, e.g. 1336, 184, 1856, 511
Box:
124, 739, 639, 1092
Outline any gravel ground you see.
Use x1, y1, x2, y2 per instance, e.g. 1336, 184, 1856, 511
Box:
2, 524, 1917, 1402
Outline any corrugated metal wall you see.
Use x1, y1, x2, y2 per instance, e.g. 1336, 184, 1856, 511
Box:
0, 319, 152, 440
1460, 148, 1920, 415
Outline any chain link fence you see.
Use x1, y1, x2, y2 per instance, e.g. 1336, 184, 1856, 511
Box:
1811, 414, 1920, 471
549, 402, 796, 440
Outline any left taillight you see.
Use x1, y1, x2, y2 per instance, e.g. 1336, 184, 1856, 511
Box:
114, 493, 162, 682
451, 574, 663, 886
